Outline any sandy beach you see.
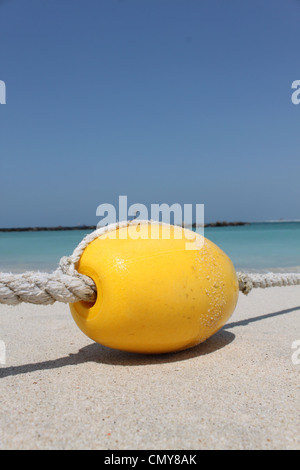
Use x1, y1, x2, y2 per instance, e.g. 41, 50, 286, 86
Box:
0, 286, 299, 450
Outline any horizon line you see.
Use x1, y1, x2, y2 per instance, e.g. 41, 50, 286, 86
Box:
0, 219, 300, 232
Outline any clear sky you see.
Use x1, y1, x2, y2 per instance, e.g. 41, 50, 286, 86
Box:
0, 0, 299, 227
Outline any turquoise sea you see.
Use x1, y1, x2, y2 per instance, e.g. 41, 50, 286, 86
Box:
0, 222, 299, 273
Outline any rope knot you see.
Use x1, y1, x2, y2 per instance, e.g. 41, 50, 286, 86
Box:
237, 273, 253, 295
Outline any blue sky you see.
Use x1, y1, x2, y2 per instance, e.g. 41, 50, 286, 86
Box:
0, 0, 299, 227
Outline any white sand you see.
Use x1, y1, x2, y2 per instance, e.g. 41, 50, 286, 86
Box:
0, 287, 299, 450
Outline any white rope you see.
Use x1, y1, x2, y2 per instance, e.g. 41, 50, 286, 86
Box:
0, 221, 299, 305
237, 272, 300, 295
0, 269, 96, 306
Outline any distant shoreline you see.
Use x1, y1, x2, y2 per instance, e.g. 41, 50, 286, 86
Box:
1, 220, 300, 232
0, 221, 250, 232
0, 220, 300, 233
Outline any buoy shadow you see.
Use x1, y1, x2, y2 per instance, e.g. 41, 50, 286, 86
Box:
80, 329, 236, 366
224, 305, 300, 330
0, 330, 235, 378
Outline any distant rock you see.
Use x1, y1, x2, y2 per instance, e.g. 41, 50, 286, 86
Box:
0, 225, 97, 233
192, 221, 249, 228
204, 221, 249, 227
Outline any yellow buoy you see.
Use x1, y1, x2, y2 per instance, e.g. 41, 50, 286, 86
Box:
70, 222, 239, 354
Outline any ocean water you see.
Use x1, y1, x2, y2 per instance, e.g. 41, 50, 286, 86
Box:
0, 222, 299, 273
201, 222, 300, 272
